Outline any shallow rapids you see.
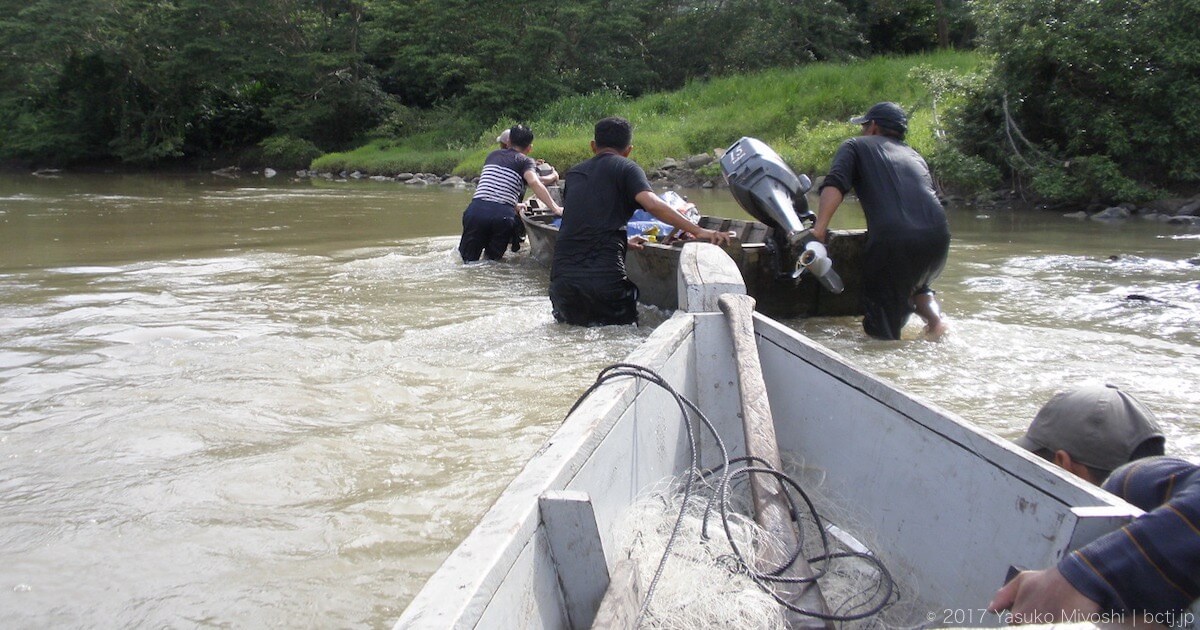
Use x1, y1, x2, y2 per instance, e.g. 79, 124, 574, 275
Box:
1, 174, 1196, 626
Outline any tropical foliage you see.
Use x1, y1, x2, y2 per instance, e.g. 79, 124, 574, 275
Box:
955, 0, 1200, 201
0, 0, 970, 166
2, 0, 1195, 204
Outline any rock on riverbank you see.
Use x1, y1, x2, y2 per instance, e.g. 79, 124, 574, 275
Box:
1061, 196, 1200, 227
292, 149, 733, 190
252, 160, 1200, 230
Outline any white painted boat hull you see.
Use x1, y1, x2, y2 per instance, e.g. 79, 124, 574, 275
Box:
396, 244, 1139, 629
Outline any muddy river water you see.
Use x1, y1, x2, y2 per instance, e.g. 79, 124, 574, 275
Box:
1, 173, 1197, 627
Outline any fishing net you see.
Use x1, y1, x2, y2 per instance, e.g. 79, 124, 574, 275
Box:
611, 464, 930, 629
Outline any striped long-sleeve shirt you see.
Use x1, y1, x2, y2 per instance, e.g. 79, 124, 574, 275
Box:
1058, 456, 1200, 616
473, 149, 534, 207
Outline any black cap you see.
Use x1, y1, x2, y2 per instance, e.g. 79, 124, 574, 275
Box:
850, 102, 908, 133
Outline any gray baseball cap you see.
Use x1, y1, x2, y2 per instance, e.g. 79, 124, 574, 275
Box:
1016, 383, 1165, 472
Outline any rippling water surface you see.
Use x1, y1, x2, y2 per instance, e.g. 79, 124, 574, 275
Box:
791, 210, 1200, 455
1, 174, 1197, 627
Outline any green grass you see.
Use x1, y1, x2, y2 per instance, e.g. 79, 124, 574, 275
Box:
310, 138, 465, 175
314, 49, 989, 179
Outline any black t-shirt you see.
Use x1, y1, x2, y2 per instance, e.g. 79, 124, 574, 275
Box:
820, 135, 948, 237
551, 152, 653, 279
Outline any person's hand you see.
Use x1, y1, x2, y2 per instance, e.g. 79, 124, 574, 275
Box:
553, 205, 564, 216
987, 568, 1101, 624
628, 235, 648, 250
811, 226, 828, 243
696, 228, 732, 247
516, 202, 528, 212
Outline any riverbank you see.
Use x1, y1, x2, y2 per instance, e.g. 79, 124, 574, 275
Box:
12, 47, 1193, 220
289, 158, 1200, 228
11, 155, 1200, 229
312, 51, 988, 183
303, 47, 1200, 221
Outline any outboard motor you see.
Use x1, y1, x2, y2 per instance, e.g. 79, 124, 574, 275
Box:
720, 137, 814, 236
720, 137, 841, 293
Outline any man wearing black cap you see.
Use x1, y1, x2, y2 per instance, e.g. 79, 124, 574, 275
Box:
813, 102, 950, 340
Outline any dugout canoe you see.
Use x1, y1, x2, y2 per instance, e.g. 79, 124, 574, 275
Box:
520, 203, 867, 319
396, 243, 1142, 629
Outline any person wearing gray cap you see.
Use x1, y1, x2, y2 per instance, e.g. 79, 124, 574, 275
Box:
812, 101, 951, 341
991, 456, 1200, 620
1016, 383, 1166, 485
991, 391, 1191, 620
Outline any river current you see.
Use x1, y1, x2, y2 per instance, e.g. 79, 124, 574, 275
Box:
1, 173, 1197, 627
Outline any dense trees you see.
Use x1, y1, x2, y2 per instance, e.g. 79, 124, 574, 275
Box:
3, 0, 1194, 204
0, 0, 388, 164
955, 0, 1200, 201
0, 0, 964, 167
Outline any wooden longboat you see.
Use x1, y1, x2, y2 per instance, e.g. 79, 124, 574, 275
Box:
520, 204, 867, 319
396, 243, 1140, 629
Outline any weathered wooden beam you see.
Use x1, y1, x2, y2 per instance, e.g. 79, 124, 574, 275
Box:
719, 293, 832, 629
590, 557, 641, 630
677, 242, 747, 313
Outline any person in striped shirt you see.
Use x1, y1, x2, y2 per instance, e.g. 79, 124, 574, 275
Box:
498, 128, 558, 186
989, 456, 1200, 622
458, 125, 563, 262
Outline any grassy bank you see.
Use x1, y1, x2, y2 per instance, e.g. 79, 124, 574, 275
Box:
312, 50, 989, 181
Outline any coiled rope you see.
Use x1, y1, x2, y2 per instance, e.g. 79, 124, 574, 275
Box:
566, 363, 896, 627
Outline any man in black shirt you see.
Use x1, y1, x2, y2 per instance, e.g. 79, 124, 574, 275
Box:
812, 102, 950, 340
549, 117, 730, 326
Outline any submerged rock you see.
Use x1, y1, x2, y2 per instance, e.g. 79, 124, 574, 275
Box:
1090, 206, 1131, 221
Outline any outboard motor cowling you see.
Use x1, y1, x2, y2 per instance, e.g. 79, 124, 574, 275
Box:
720, 137, 842, 291
720, 137, 814, 236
